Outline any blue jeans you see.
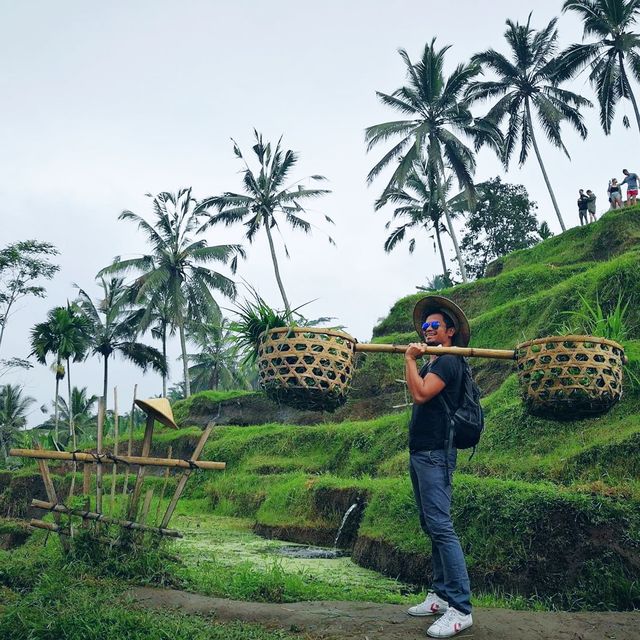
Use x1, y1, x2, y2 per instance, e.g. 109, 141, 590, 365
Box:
409, 449, 472, 615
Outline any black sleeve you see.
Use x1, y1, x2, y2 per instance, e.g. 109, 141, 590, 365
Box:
429, 355, 461, 388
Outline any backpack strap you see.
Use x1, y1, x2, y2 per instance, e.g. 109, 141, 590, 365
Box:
438, 359, 466, 487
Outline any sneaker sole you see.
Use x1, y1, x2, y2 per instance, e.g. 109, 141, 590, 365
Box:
407, 609, 448, 617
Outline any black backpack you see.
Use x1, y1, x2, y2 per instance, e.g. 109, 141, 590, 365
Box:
440, 358, 484, 454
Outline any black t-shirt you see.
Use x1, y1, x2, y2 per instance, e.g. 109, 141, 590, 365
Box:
408, 355, 464, 452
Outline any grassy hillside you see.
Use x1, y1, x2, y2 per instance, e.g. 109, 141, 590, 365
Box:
3, 208, 640, 611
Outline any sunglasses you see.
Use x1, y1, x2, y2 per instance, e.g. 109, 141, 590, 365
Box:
421, 320, 442, 331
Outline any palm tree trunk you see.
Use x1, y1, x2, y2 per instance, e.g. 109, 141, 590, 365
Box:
435, 167, 468, 283
525, 101, 566, 232
67, 357, 77, 496
618, 53, 640, 135
161, 327, 167, 398
54, 362, 60, 443
103, 356, 109, 413
434, 223, 448, 278
179, 320, 191, 398
264, 222, 291, 314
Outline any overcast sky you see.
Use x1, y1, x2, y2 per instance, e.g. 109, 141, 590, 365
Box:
1, 0, 636, 426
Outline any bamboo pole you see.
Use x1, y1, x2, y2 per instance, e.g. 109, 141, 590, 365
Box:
154, 445, 172, 525
127, 413, 155, 520
82, 463, 92, 528
110, 386, 119, 511
96, 397, 105, 514
354, 343, 516, 360
140, 489, 154, 525
30, 500, 183, 538
9, 449, 226, 470
160, 425, 213, 529
122, 384, 137, 497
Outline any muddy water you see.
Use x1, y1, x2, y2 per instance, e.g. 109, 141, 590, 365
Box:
170, 500, 415, 602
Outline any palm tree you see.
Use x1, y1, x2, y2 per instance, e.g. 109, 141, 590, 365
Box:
559, 0, 640, 134
76, 277, 167, 407
0, 384, 35, 462
199, 131, 333, 314
187, 317, 252, 392
99, 189, 241, 397
467, 16, 592, 232
365, 40, 503, 283
30, 303, 91, 442
55, 386, 98, 440
375, 164, 468, 279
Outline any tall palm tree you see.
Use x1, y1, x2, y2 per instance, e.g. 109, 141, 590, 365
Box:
76, 277, 167, 407
375, 164, 467, 280
559, 0, 640, 134
0, 384, 35, 462
186, 317, 252, 392
365, 40, 503, 283
467, 16, 592, 232
99, 189, 241, 397
30, 303, 91, 442
199, 131, 333, 314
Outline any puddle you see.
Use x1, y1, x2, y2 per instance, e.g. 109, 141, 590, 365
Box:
277, 544, 349, 559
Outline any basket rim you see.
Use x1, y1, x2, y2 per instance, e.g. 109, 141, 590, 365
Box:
515, 334, 624, 352
259, 326, 357, 344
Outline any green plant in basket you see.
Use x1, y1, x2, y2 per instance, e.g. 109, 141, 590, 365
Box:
561, 292, 630, 343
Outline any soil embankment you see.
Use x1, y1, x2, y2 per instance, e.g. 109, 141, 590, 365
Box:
131, 586, 640, 640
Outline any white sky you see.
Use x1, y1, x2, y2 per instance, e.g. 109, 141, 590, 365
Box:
1, 0, 637, 425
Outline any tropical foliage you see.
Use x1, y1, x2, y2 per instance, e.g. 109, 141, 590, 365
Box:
100, 189, 242, 397
0, 383, 35, 462
560, 0, 640, 134
200, 131, 333, 314
366, 40, 502, 282
467, 16, 592, 231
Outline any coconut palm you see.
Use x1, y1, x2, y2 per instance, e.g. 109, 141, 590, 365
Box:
0, 384, 35, 462
375, 164, 468, 279
99, 189, 242, 398
365, 40, 502, 283
559, 0, 640, 134
467, 16, 592, 232
30, 303, 92, 442
76, 277, 167, 408
187, 317, 252, 392
199, 131, 333, 314
55, 386, 99, 440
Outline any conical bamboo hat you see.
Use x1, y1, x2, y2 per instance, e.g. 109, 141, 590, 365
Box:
135, 397, 178, 430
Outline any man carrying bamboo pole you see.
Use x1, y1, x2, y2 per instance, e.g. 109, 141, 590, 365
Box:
404, 296, 472, 639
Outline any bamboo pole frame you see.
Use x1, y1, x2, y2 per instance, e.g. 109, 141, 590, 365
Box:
354, 343, 517, 359
9, 449, 226, 470
96, 397, 105, 514
155, 445, 172, 526
122, 384, 136, 497
110, 386, 119, 511
160, 425, 213, 529
30, 500, 183, 538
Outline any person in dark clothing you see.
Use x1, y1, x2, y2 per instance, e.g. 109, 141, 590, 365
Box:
577, 189, 589, 226
586, 190, 596, 223
405, 295, 472, 638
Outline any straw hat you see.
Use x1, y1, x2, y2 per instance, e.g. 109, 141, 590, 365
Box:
412, 295, 471, 347
135, 397, 178, 430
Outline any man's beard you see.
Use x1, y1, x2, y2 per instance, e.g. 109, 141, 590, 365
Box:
425, 337, 440, 346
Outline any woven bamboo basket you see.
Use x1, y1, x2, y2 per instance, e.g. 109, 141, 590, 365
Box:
515, 335, 625, 419
257, 327, 357, 411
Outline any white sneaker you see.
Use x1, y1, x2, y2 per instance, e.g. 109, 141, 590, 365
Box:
407, 592, 449, 617
426, 606, 473, 638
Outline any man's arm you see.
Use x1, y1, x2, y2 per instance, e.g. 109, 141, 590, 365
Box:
405, 343, 446, 405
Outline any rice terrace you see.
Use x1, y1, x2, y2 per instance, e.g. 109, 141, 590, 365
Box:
1, 1, 640, 639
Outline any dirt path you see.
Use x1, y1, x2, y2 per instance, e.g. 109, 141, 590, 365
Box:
131, 586, 640, 640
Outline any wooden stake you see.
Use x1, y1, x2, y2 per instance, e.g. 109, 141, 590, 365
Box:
122, 384, 137, 497
155, 445, 172, 525
127, 413, 154, 520
140, 489, 154, 525
82, 462, 92, 528
110, 386, 119, 511
161, 425, 213, 529
30, 500, 183, 537
96, 397, 105, 514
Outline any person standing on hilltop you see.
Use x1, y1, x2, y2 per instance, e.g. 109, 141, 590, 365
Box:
586, 190, 597, 223
621, 169, 639, 207
404, 296, 473, 638
577, 189, 589, 226
608, 178, 623, 209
